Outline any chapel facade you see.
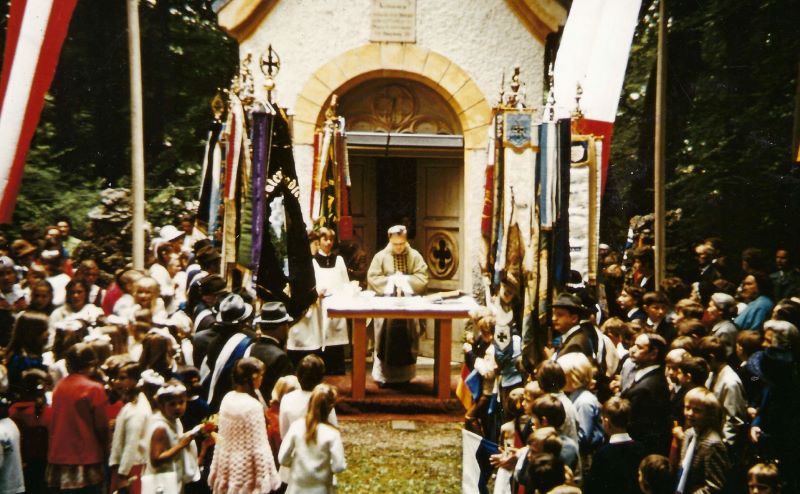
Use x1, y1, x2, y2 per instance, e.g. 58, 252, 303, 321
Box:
213, 0, 567, 356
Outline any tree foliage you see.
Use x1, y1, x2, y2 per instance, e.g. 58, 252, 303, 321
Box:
1, 0, 237, 237
602, 0, 800, 278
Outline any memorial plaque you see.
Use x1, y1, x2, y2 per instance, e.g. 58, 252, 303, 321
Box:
370, 0, 416, 43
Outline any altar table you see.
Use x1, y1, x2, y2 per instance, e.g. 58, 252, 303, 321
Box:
326, 295, 479, 400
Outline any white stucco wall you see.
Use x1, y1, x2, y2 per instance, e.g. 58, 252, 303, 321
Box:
241, 0, 544, 115
239, 0, 546, 300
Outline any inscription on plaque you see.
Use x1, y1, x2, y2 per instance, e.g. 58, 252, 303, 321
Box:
370, 0, 416, 43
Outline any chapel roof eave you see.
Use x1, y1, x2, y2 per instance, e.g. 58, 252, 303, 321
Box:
213, 0, 566, 43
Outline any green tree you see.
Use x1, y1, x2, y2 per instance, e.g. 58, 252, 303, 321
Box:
603, 0, 800, 278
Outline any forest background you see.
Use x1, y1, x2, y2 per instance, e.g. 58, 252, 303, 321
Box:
0, 0, 798, 279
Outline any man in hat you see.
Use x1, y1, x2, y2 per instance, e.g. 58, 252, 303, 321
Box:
158, 224, 186, 256
551, 292, 597, 361
191, 274, 229, 366
250, 301, 295, 399
185, 245, 221, 316
10, 239, 36, 279
367, 225, 429, 385
201, 293, 254, 411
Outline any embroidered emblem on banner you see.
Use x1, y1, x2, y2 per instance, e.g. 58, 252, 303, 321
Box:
570, 135, 591, 166
503, 110, 534, 150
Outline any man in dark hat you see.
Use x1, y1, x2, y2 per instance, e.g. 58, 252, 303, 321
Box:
201, 293, 254, 411
249, 301, 295, 399
185, 245, 221, 315
191, 274, 229, 366
551, 292, 597, 361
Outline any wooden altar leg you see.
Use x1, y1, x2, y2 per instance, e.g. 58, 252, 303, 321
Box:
434, 319, 452, 401
351, 318, 366, 399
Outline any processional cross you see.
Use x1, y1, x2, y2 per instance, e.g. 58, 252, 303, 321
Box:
259, 44, 281, 103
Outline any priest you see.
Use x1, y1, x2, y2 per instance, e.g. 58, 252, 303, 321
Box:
367, 225, 429, 386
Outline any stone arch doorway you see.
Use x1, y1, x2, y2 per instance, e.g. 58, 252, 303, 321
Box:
292, 43, 493, 297
339, 77, 464, 293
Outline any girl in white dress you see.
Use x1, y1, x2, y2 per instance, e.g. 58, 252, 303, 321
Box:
278, 383, 345, 494
146, 380, 200, 493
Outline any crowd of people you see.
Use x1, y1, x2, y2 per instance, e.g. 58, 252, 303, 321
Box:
466, 241, 800, 494
0, 215, 799, 494
0, 218, 350, 494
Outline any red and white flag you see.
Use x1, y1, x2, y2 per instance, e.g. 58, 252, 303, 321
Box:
0, 0, 78, 223
553, 0, 641, 193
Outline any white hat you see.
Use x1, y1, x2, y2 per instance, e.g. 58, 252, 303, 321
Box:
159, 225, 185, 242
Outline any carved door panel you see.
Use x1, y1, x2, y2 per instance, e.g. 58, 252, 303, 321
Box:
417, 158, 462, 292
345, 156, 376, 260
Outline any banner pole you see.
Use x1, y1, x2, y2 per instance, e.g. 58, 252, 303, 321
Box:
127, 0, 146, 270
654, 0, 667, 284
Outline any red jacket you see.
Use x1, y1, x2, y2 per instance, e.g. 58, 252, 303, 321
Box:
48, 373, 109, 465
9, 401, 52, 463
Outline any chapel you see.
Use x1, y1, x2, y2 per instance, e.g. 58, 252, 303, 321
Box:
212, 0, 568, 356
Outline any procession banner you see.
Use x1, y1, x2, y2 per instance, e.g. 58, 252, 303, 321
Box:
568, 134, 602, 282
196, 120, 223, 236
553, 0, 641, 192
0, 0, 78, 222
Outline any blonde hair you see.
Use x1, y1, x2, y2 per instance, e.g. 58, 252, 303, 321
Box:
304, 383, 337, 444
477, 314, 496, 335
747, 463, 781, 492
133, 276, 160, 312
557, 352, 594, 391
271, 375, 300, 404
684, 387, 723, 434
317, 227, 335, 240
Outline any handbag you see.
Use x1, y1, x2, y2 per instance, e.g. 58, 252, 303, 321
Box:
139, 470, 179, 494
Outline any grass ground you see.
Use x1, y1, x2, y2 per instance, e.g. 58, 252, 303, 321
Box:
336, 419, 463, 493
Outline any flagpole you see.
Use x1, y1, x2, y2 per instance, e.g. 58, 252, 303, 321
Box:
654, 0, 667, 284
127, 0, 145, 270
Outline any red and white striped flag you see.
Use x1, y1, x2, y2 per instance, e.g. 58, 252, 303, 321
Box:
553, 0, 641, 193
0, 0, 77, 223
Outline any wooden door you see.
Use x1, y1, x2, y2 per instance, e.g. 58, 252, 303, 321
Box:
345, 156, 376, 260
416, 158, 462, 291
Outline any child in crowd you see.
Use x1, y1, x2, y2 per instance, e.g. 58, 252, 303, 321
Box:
529, 394, 581, 482
47, 343, 108, 493
278, 383, 346, 494
8, 369, 50, 493
558, 352, 604, 473
673, 387, 730, 494
112, 269, 144, 317
585, 397, 645, 494
638, 454, 674, 494
0, 395, 24, 494
131, 276, 167, 322
268, 375, 300, 461
747, 463, 781, 494
4, 311, 49, 399
146, 379, 200, 491
179, 366, 210, 433
209, 358, 281, 494
109, 362, 148, 494
665, 348, 689, 424
462, 314, 496, 436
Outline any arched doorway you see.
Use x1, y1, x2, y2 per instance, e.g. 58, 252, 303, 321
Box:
338, 78, 464, 292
